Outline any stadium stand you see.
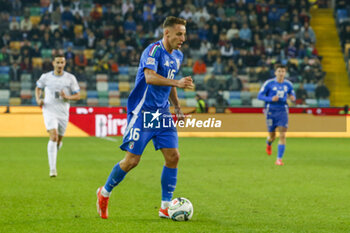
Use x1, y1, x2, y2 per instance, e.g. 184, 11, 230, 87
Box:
0, 0, 333, 108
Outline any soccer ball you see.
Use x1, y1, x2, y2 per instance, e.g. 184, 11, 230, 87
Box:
168, 197, 193, 221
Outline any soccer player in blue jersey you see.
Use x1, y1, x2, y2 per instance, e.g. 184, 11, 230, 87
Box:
96, 16, 193, 219
258, 64, 296, 166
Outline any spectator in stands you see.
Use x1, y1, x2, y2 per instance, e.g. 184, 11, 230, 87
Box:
276, 13, 290, 33
129, 50, 140, 66
216, 93, 229, 109
64, 46, 75, 60
108, 58, 119, 74
193, 59, 207, 75
61, 6, 75, 23
198, 23, 210, 41
224, 59, 238, 74
94, 39, 108, 60
179, 6, 193, 20
124, 15, 137, 32
48, 0, 63, 13
226, 23, 239, 41
231, 32, 244, 49
220, 42, 234, 61
11, 0, 22, 16
315, 81, 330, 100
9, 62, 21, 81
195, 94, 208, 113
20, 57, 32, 72
0, 47, 10, 65
198, 39, 212, 58
40, 12, 52, 26
206, 74, 220, 98
9, 17, 19, 31
0, 13, 10, 34
341, 25, 350, 49
28, 24, 41, 42
94, 58, 109, 73
103, 7, 115, 26
41, 32, 53, 49
122, 0, 134, 16
51, 7, 62, 25
208, 24, 219, 45
295, 83, 308, 105
258, 65, 270, 82
226, 71, 243, 91
301, 66, 315, 83
52, 30, 63, 48
239, 23, 252, 43
287, 39, 297, 58
268, 7, 281, 27
117, 50, 130, 66
314, 66, 326, 82
31, 43, 41, 58
74, 51, 87, 67
193, 7, 210, 24
212, 56, 224, 75
9, 23, 21, 41
10, 49, 21, 64
20, 16, 32, 32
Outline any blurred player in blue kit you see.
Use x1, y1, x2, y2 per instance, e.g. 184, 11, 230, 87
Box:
96, 16, 193, 219
258, 65, 296, 165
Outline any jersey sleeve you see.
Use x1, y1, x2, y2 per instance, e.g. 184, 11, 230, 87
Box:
140, 44, 161, 72
258, 81, 273, 102
70, 75, 80, 94
288, 83, 296, 97
36, 74, 46, 89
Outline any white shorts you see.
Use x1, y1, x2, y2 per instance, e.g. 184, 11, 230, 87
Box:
43, 112, 69, 136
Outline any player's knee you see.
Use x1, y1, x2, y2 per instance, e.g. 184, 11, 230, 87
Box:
126, 156, 140, 170
50, 133, 58, 142
279, 134, 286, 142
166, 151, 180, 166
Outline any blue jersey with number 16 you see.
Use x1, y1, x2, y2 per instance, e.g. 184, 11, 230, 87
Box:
257, 78, 295, 108
127, 40, 183, 113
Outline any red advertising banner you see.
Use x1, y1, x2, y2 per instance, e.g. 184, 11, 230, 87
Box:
69, 107, 127, 137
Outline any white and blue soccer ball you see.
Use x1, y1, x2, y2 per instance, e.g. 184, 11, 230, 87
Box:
168, 197, 193, 221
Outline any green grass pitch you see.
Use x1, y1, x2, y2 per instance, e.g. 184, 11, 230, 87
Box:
0, 137, 349, 233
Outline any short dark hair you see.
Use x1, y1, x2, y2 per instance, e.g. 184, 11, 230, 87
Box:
53, 54, 65, 59
163, 16, 186, 28
275, 64, 286, 70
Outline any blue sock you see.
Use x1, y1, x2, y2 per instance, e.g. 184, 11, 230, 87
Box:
266, 140, 272, 146
104, 163, 127, 192
277, 144, 285, 159
161, 166, 177, 201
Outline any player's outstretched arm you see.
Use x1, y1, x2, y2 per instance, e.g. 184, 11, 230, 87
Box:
35, 87, 44, 107
144, 68, 193, 89
61, 91, 81, 101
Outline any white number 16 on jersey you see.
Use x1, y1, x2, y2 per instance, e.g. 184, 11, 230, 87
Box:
276, 90, 284, 98
167, 69, 175, 80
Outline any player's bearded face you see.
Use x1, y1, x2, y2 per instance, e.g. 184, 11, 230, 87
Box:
53, 58, 66, 72
168, 25, 186, 49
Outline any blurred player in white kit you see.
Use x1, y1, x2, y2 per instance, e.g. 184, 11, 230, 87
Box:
35, 54, 80, 177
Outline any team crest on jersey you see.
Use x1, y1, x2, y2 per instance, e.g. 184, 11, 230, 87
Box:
176, 59, 180, 70
273, 87, 277, 91
129, 141, 134, 149
284, 85, 288, 91
146, 57, 155, 65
